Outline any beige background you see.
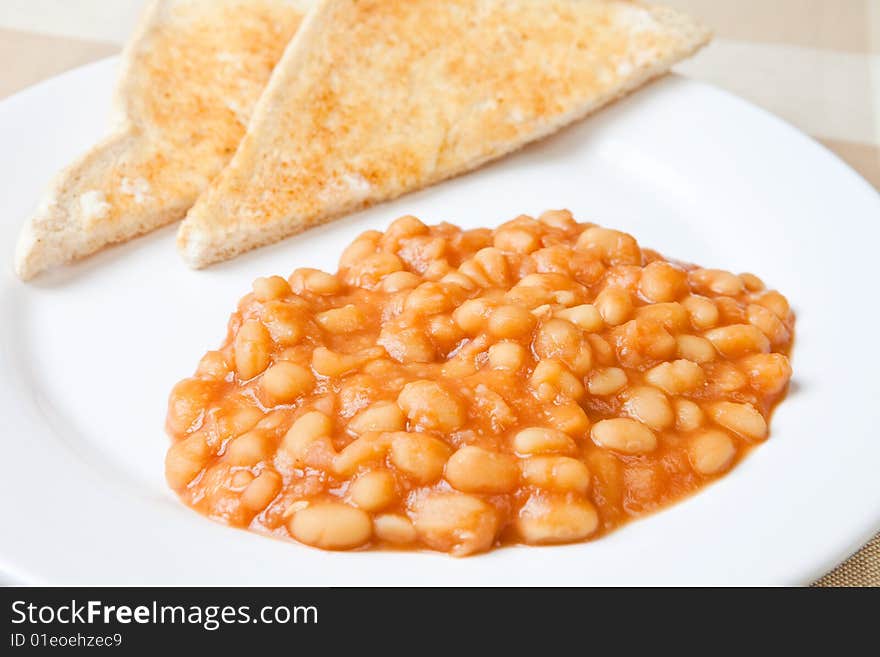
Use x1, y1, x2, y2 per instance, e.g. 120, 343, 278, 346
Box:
0, 0, 877, 585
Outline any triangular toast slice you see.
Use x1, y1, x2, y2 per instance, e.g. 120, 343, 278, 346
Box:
178, 0, 710, 268
15, 0, 312, 280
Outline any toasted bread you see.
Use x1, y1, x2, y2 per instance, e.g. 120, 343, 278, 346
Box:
15, 0, 312, 280
177, 0, 710, 268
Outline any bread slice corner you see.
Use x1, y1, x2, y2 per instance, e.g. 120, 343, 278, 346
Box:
15, 0, 309, 280
176, 0, 710, 269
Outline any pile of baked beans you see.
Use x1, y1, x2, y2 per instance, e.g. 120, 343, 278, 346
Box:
165, 210, 794, 555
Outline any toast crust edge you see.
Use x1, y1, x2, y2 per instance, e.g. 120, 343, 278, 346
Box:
14, 1, 165, 281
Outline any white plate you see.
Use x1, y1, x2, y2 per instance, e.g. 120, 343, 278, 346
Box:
1, 58, 879, 586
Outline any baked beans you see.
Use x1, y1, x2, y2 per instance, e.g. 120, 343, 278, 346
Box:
165, 211, 794, 555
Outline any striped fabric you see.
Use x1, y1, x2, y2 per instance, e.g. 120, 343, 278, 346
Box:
0, 0, 876, 586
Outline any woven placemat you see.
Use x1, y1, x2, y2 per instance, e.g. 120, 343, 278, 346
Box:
814, 534, 880, 587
